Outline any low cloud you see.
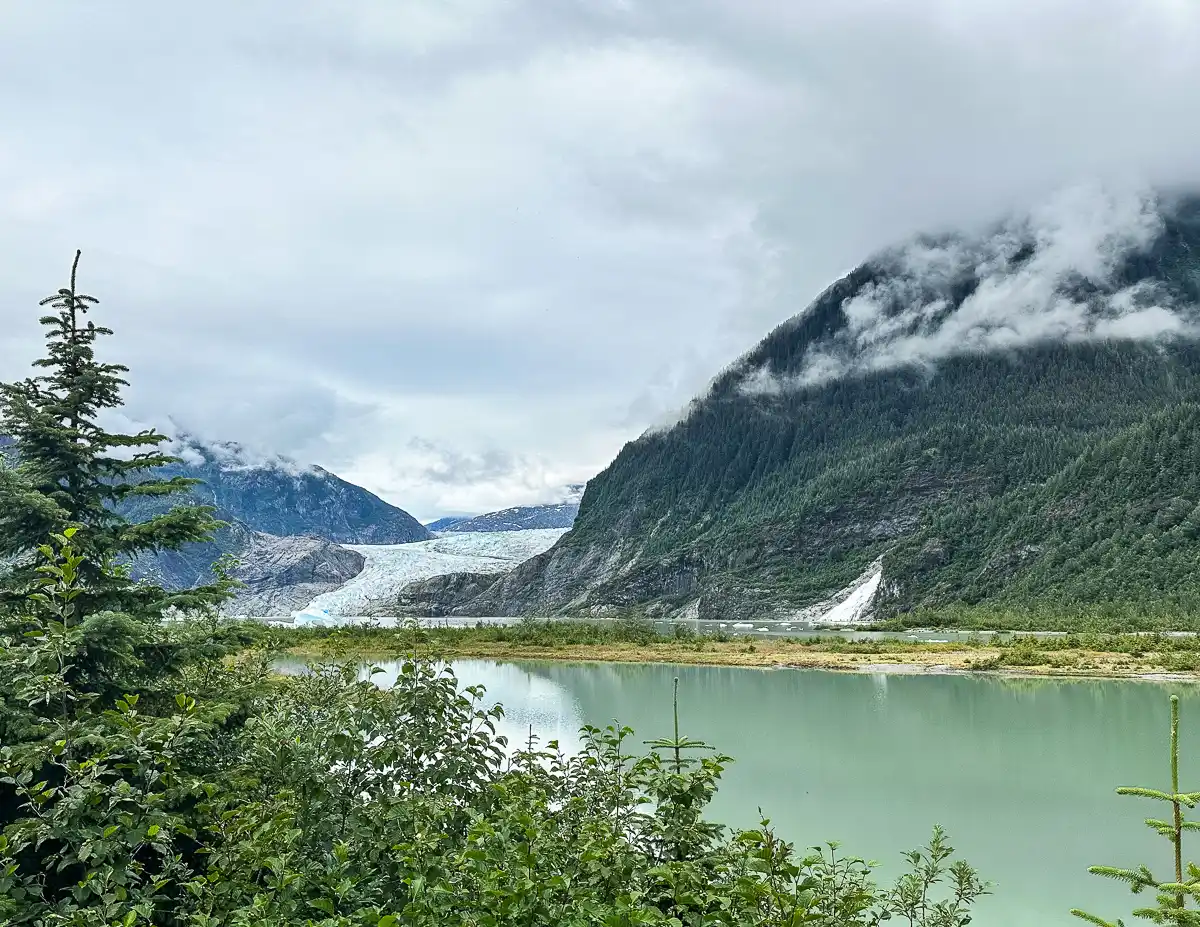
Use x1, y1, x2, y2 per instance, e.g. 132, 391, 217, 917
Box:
737, 184, 1197, 395
338, 438, 588, 519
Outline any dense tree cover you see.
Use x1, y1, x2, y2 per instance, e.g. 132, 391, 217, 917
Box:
564, 198, 1200, 626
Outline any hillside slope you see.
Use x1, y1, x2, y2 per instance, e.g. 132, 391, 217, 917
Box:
118, 439, 425, 595
122, 439, 429, 545
438, 190, 1200, 626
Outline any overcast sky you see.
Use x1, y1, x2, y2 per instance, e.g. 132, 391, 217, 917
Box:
1, 1, 1198, 520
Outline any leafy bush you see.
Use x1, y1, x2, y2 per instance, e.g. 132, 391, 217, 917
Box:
1, 534, 989, 926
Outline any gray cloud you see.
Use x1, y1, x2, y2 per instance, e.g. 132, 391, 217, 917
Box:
1, 1, 1199, 518
738, 185, 1196, 395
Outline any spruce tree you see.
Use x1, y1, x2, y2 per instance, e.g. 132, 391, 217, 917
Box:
0, 250, 230, 616
1073, 695, 1200, 926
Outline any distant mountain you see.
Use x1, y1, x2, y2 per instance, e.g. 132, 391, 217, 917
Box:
132, 520, 366, 616
1, 434, 419, 603
430, 486, 585, 534
116, 438, 427, 597
222, 532, 366, 617
121, 439, 429, 545
418, 190, 1200, 625
440, 501, 580, 533
425, 516, 468, 531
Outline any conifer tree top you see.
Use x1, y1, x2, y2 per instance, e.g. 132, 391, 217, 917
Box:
0, 252, 232, 615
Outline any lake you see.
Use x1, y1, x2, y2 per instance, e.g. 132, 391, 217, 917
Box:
306, 657, 1200, 926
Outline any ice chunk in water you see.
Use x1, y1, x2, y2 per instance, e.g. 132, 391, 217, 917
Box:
292, 605, 345, 628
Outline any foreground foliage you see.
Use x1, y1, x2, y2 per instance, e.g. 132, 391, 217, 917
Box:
0, 250, 231, 618
1075, 696, 1200, 927
1, 534, 989, 926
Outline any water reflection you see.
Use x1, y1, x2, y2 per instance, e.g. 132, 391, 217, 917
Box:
436, 659, 586, 756
275, 654, 1200, 927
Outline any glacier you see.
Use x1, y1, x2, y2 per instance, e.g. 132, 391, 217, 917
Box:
300, 528, 569, 618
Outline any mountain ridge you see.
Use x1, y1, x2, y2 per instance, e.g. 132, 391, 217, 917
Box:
132, 438, 430, 545
406, 189, 1200, 627
116, 438, 426, 595
425, 486, 585, 533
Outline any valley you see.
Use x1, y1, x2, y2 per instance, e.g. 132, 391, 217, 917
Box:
6, 7, 1200, 925
296, 528, 569, 618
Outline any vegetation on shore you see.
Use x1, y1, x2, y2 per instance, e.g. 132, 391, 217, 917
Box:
265, 619, 1200, 679
880, 604, 1200, 634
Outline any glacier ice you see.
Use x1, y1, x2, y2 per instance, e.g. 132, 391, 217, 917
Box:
291, 605, 347, 628
301, 528, 569, 617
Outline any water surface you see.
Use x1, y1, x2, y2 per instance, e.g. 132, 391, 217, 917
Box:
301, 657, 1200, 926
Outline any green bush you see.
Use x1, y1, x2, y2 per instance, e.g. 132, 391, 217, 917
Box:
0, 534, 989, 926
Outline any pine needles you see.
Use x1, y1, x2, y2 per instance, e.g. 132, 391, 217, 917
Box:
1073, 696, 1200, 926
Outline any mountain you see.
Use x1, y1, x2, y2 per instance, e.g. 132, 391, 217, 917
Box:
123, 439, 429, 545
439, 501, 581, 533
136, 521, 366, 616
426, 486, 585, 534
220, 532, 366, 617
423, 189, 1200, 627
117, 439, 426, 599
442, 502, 579, 532
425, 516, 468, 531
1, 434, 419, 604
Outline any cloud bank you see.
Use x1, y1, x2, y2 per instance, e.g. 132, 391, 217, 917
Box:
737, 185, 1197, 396
1, 1, 1199, 517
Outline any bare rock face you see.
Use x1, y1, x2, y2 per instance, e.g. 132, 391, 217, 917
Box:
360, 571, 498, 618
222, 533, 365, 617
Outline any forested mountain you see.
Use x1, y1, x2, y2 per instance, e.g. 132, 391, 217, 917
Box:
433, 190, 1200, 625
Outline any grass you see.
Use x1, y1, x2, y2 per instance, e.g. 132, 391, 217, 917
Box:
223, 618, 1200, 680
879, 605, 1200, 634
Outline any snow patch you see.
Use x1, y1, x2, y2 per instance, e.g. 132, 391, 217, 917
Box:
302, 528, 568, 617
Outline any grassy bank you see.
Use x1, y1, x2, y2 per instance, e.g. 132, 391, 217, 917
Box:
879, 604, 1200, 633
248, 619, 1200, 679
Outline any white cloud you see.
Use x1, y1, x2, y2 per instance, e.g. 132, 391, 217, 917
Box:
737, 184, 1196, 395
1, 1, 1199, 516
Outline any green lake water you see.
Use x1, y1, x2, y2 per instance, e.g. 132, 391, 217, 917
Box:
355, 659, 1200, 926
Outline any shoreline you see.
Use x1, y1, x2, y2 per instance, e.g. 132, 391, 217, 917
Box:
277, 638, 1200, 682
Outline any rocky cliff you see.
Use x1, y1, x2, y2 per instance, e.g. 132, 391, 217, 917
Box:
222, 532, 366, 617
